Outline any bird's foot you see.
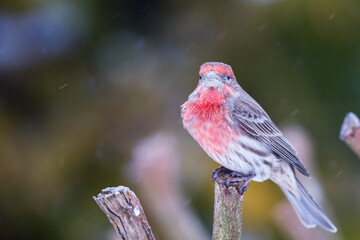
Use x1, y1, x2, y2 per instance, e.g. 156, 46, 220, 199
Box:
212, 167, 254, 195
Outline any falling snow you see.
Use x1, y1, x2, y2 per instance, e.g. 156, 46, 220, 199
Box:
335, 170, 343, 178
186, 43, 195, 53
258, 23, 267, 32
59, 83, 68, 90
290, 109, 299, 116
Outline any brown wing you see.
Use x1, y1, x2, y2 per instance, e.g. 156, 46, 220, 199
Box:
230, 93, 310, 177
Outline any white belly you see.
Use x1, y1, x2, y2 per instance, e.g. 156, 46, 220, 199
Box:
212, 135, 278, 182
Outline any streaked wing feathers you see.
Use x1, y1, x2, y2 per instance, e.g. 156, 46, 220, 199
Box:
230, 94, 310, 177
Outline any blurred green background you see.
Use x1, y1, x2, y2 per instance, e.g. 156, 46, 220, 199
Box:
0, 0, 359, 239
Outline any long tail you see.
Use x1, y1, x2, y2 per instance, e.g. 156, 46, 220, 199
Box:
281, 179, 337, 233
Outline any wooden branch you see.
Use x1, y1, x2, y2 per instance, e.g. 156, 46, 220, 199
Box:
340, 112, 360, 158
93, 186, 155, 240
212, 167, 246, 240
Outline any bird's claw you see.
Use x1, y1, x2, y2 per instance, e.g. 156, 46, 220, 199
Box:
212, 167, 254, 195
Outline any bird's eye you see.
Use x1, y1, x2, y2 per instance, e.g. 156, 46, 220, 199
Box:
199, 76, 202, 80
227, 74, 231, 80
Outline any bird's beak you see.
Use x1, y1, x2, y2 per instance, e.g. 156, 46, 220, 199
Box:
203, 71, 223, 90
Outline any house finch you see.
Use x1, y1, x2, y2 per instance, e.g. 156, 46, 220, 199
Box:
181, 62, 337, 232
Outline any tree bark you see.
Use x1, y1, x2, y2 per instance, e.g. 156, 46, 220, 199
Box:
212, 167, 246, 240
93, 186, 155, 240
340, 112, 360, 158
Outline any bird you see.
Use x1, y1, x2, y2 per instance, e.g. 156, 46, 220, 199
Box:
181, 62, 337, 233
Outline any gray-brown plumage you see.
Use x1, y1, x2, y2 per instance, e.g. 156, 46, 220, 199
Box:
182, 62, 337, 233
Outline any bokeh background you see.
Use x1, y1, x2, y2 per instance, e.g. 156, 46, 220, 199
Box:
1, 0, 359, 239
